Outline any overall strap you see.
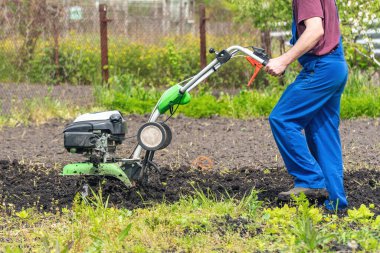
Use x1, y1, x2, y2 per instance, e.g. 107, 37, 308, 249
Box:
333, 0, 344, 53
290, 0, 297, 45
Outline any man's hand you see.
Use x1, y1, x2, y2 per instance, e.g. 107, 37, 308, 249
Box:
265, 56, 289, 76
265, 17, 324, 77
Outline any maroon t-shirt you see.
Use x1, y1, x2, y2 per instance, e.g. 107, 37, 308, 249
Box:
293, 0, 341, 55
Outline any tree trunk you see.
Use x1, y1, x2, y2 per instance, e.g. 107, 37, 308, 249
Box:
261, 29, 272, 86
16, 0, 47, 69
261, 30, 272, 58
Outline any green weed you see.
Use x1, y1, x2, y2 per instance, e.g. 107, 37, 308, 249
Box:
1, 189, 379, 252
291, 195, 331, 252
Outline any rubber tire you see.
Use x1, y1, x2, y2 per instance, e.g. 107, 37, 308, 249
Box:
159, 122, 172, 149
137, 122, 167, 151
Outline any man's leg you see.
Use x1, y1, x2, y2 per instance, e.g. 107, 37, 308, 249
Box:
269, 80, 325, 189
305, 78, 348, 209
269, 59, 347, 190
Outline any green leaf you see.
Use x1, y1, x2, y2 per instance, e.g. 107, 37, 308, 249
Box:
118, 223, 132, 241
15, 209, 29, 219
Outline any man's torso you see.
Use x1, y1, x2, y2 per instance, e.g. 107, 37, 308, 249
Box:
293, 0, 341, 56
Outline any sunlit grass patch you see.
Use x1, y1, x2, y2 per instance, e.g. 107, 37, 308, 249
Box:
0, 97, 105, 128
1, 188, 379, 252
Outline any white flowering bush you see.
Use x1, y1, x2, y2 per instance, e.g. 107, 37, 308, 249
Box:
337, 0, 380, 67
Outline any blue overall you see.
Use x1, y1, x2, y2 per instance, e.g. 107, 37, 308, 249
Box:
269, 6, 349, 210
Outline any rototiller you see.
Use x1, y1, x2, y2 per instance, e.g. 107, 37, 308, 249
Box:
62, 45, 269, 187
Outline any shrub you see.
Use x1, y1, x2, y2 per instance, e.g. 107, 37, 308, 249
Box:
94, 68, 380, 119
0, 33, 261, 87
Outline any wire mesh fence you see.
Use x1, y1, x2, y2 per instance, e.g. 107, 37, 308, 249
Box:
0, 0, 260, 54
0, 0, 265, 117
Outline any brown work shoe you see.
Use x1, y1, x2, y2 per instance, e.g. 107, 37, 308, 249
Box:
278, 187, 328, 201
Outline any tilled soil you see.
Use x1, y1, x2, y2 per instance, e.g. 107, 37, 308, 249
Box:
0, 115, 379, 170
1, 160, 379, 214
0, 115, 379, 213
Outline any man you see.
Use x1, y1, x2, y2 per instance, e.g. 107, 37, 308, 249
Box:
264, 0, 349, 210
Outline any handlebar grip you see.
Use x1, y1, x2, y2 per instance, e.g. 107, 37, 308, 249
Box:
252, 47, 270, 66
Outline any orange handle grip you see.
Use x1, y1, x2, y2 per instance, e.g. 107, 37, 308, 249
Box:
246, 56, 264, 87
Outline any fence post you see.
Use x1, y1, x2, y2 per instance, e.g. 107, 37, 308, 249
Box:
99, 4, 109, 86
51, 5, 60, 83
261, 30, 272, 58
199, 4, 207, 69
179, 0, 183, 35
279, 37, 285, 86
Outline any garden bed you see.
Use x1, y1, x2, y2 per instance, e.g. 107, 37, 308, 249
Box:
1, 115, 379, 213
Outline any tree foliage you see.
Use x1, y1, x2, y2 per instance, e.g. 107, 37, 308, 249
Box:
229, 0, 292, 31
228, 0, 292, 57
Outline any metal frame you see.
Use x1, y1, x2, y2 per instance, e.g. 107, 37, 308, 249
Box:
62, 45, 268, 187
132, 45, 266, 159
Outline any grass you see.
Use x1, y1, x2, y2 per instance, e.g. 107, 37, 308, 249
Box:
0, 68, 378, 130
96, 68, 380, 120
340, 69, 380, 118
1, 189, 379, 252
0, 97, 105, 128
1, 68, 378, 129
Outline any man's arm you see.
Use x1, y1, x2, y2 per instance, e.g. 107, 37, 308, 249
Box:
265, 17, 324, 76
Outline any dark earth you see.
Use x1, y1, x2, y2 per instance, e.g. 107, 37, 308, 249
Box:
1, 115, 379, 170
1, 159, 379, 215
0, 114, 379, 214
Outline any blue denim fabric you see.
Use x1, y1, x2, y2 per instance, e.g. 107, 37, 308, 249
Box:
271, 6, 349, 210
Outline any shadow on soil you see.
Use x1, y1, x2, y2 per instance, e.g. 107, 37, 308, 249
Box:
1, 160, 379, 214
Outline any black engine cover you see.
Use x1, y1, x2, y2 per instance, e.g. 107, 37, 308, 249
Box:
64, 111, 126, 153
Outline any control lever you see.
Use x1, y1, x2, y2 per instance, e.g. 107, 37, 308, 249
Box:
245, 47, 269, 87
252, 47, 269, 65
209, 48, 231, 64
252, 46, 265, 54
245, 57, 264, 87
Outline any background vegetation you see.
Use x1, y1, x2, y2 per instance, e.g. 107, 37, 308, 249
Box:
0, 33, 379, 127
0, 0, 379, 125
95, 67, 380, 119
0, 34, 263, 87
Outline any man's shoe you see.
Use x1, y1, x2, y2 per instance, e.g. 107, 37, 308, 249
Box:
278, 187, 328, 201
